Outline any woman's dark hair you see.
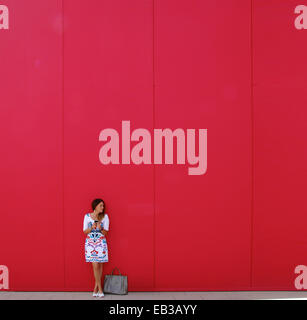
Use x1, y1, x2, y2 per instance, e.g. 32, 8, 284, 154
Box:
91, 198, 105, 220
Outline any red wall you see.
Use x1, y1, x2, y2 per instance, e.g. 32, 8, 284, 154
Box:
0, 0, 306, 291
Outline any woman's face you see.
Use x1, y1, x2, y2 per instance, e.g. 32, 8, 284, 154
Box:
96, 201, 104, 213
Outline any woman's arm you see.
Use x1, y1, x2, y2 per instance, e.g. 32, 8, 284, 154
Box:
101, 214, 109, 236
97, 223, 108, 236
83, 222, 95, 235
95, 219, 108, 236
83, 227, 92, 235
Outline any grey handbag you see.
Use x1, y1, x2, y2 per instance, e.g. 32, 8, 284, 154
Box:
103, 267, 128, 295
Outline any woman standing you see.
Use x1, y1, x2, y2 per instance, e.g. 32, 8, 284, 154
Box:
83, 198, 110, 297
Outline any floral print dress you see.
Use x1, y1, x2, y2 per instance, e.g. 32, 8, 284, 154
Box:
83, 213, 109, 263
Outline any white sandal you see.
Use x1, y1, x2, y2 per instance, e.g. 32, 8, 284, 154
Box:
93, 292, 98, 297
98, 291, 104, 297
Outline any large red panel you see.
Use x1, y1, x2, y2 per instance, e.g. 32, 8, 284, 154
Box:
253, 0, 307, 289
0, 0, 64, 290
63, 0, 154, 290
2, 0, 305, 292
154, 0, 252, 290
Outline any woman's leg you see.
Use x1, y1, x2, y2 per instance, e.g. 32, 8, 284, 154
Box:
92, 262, 100, 292
97, 263, 103, 293
99, 263, 103, 292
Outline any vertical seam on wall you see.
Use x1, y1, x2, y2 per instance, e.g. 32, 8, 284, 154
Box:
250, 0, 254, 289
153, 0, 156, 290
62, 0, 66, 289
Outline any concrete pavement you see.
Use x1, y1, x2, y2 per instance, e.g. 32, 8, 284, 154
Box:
1, 291, 307, 300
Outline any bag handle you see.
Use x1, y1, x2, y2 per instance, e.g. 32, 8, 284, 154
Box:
111, 267, 122, 276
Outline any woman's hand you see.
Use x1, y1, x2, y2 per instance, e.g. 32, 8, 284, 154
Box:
97, 223, 102, 231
